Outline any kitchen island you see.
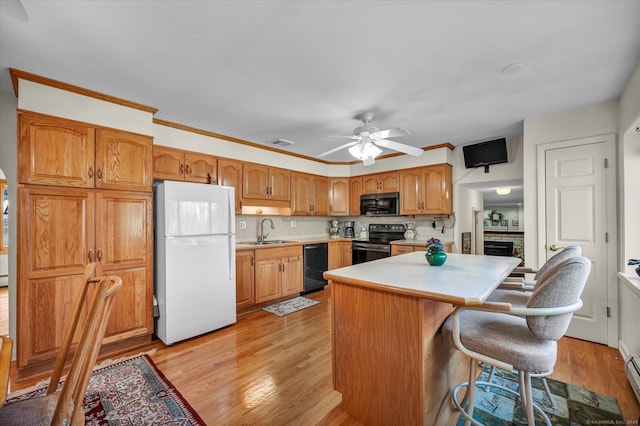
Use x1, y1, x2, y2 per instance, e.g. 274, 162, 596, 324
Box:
323, 252, 521, 425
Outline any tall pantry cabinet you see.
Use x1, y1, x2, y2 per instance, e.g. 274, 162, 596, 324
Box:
17, 111, 154, 376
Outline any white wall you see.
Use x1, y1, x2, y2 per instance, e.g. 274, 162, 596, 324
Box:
483, 205, 524, 232
452, 136, 524, 255
19, 81, 154, 136
522, 100, 619, 269
617, 63, 640, 360
0, 169, 6, 279
0, 92, 18, 339
455, 185, 483, 254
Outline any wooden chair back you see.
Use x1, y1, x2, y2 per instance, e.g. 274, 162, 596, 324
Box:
48, 263, 122, 425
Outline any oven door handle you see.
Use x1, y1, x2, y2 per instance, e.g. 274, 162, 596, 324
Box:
352, 244, 390, 254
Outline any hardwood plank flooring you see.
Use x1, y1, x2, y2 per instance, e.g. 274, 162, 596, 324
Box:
8, 287, 640, 424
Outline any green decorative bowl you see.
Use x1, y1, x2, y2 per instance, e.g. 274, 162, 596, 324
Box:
426, 251, 447, 266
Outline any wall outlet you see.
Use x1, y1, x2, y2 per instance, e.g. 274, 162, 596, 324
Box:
239, 221, 246, 229
290, 220, 297, 228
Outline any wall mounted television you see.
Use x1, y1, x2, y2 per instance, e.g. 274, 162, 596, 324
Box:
462, 138, 508, 172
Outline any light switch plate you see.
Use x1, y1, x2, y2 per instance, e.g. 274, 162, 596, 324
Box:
290, 220, 297, 227
239, 221, 246, 229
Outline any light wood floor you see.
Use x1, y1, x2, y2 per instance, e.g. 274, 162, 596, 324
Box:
7, 287, 640, 424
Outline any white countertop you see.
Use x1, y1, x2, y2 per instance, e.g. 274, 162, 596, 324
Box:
324, 252, 521, 305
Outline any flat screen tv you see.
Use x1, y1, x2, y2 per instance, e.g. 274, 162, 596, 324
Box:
463, 138, 508, 172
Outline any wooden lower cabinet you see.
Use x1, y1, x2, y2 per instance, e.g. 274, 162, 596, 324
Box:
17, 186, 153, 374
254, 246, 302, 304
328, 240, 352, 270
391, 242, 452, 256
236, 250, 255, 309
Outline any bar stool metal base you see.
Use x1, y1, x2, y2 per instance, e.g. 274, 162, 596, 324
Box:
452, 380, 551, 426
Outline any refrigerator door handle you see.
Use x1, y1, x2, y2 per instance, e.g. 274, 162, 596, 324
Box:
228, 236, 235, 279
228, 188, 235, 226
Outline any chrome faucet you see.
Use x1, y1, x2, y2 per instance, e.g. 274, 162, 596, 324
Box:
258, 217, 275, 242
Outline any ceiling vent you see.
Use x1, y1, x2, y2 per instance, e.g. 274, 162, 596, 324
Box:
269, 138, 295, 147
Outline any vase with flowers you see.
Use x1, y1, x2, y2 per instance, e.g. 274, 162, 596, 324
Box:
425, 237, 447, 266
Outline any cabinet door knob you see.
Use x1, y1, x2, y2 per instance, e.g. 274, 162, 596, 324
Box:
97, 248, 103, 261
180, 164, 184, 175
88, 248, 94, 262
185, 164, 190, 175
88, 167, 94, 179
96, 168, 103, 181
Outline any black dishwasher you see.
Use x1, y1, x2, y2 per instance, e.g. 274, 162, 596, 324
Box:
302, 243, 328, 294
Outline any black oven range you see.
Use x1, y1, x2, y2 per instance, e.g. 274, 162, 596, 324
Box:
352, 223, 406, 265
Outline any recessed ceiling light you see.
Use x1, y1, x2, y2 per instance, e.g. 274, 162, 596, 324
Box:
501, 62, 524, 74
496, 187, 512, 195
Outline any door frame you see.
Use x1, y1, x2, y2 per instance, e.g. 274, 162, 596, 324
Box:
536, 133, 618, 347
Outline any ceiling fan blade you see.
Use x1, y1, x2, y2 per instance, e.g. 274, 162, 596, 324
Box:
320, 134, 360, 140
370, 127, 410, 139
373, 139, 424, 157
318, 141, 360, 157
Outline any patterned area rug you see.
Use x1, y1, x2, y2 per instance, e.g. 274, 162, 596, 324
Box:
457, 366, 624, 425
262, 296, 319, 316
6, 354, 204, 425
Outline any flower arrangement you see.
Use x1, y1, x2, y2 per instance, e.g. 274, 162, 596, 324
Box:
425, 237, 444, 254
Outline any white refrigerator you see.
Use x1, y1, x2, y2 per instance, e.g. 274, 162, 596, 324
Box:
155, 180, 236, 345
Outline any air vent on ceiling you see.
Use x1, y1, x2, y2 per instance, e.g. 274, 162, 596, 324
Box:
269, 138, 295, 147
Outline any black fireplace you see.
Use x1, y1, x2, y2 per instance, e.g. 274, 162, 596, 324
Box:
484, 240, 514, 256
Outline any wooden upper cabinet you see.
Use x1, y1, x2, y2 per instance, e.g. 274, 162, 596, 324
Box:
423, 164, 452, 215
96, 128, 152, 191
18, 112, 153, 192
349, 176, 363, 215
291, 172, 312, 215
399, 168, 422, 215
152, 145, 183, 180
313, 176, 329, 216
269, 167, 291, 202
291, 172, 328, 216
399, 164, 452, 215
19, 112, 95, 188
243, 163, 290, 202
152, 145, 216, 184
185, 151, 216, 183
329, 178, 349, 216
217, 158, 243, 213
243, 164, 270, 200
362, 171, 399, 194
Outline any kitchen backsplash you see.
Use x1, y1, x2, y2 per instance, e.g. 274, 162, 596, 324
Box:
236, 215, 454, 244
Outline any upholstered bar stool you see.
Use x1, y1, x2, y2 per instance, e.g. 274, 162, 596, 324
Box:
442, 256, 591, 426
495, 245, 582, 295
485, 245, 582, 406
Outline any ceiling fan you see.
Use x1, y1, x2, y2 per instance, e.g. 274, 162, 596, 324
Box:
318, 112, 423, 166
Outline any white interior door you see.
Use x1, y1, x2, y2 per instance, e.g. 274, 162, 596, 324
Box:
544, 138, 613, 344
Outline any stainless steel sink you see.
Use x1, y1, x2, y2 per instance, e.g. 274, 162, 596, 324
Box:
247, 240, 298, 245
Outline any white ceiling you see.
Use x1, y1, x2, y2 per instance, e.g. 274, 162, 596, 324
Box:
1, 0, 639, 169
464, 178, 524, 206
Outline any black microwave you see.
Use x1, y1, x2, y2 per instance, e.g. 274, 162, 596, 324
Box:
360, 192, 400, 216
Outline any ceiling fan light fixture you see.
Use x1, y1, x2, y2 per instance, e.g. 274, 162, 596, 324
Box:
496, 186, 512, 195
348, 141, 382, 163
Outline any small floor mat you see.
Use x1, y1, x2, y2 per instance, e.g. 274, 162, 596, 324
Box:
262, 296, 319, 316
